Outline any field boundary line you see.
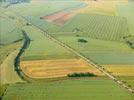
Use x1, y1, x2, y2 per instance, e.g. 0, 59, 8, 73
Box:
0, 85, 8, 100
31, 24, 134, 93
14, 30, 31, 82
1, 9, 32, 83
10, 10, 134, 93
37, 27, 134, 93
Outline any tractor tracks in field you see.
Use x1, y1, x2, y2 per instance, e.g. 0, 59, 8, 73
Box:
11, 10, 134, 93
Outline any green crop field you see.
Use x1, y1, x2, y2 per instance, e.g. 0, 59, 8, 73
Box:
117, 1, 134, 35
0, 49, 24, 85
0, 42, 24, 97
9, 0, 133, 64
59, 14, 129, 41
21, 26, 77, 60
8, 1, 85, 17
2, 78, 134, 100
53, 34, 134, 64
0, 11, 23, 44
0, 42, 23, 64
0, 0, 134, 100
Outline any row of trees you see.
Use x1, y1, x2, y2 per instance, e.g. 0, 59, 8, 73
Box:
67, 72, 96, 77
14, 30, 30, 81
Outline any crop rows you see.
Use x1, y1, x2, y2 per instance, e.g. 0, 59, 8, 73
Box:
61, 14, 129, 41
3, 78, 133, 100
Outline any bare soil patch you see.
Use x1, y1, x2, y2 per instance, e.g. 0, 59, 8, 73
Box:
42, 11, 75, 25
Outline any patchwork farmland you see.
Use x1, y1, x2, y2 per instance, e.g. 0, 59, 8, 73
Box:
20, 59, 103, 78
0, 0, 134, 100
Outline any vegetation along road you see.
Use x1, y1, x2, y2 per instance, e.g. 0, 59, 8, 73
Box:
10, 9, 134, 93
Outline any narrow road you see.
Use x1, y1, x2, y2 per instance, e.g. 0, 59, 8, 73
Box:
10, 10, 134, 93
34, 25, 134, 93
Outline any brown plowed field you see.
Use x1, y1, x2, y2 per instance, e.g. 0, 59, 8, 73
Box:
42, 11, 75, 25
20, 59, 103, 78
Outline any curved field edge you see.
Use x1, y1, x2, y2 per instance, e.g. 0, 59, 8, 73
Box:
0, 47, 24, 98
0, 49, 24, 84
0, 42, 22, 64
1, 1, 134, 99
20, 26, 78, 61
13, 8, 133, 93
18, 26, 104, 80
0, 42, 24, 96
2, 78, 134, 100
0, 8, 25, 97
17, 19, 134, 92
20, 59, 104, 79
0, 29, 31, 98
9, 27, 79, 82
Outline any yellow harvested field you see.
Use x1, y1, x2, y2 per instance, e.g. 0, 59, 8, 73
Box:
102, 65, 134, 76
20, 59, 103, 78
75, 0, 116, 15
0, 50, 24, 84
74, 0, 128, 16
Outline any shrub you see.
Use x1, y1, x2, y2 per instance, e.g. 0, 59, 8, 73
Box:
26, 23, 31, 26
128, 85, 132, 88
76, 35, 79, 37
124, 35, 134, 49
40, 17, 43, 19
78, 39, 88, 43
67, 72, 96, 77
